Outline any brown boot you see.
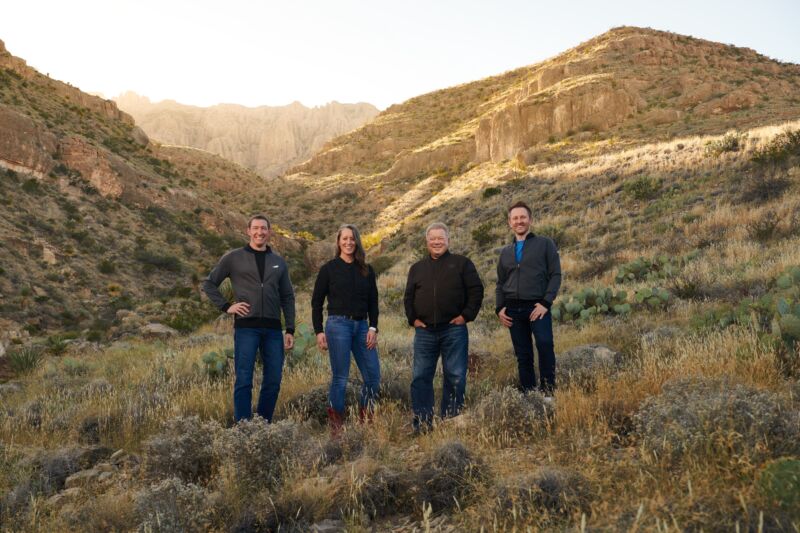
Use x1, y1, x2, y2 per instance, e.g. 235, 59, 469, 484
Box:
327, 407, 344, 438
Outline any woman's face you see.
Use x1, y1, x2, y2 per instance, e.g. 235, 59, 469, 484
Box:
339, 228, 356, 257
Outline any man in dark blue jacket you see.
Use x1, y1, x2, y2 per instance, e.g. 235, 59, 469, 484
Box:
203, 214, 295, 422
404, 222, 484, 432
496, 201, 561, 396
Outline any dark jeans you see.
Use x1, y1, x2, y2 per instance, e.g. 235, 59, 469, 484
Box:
325, 316, 381, 413
506, 306, 556, 393
411, 324, 468, 426
233, 327, 284, 422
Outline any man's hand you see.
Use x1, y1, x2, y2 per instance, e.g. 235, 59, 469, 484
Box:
529, 303, 549, 321
227, 302, 250, 317
316, 332, 328, 351
413, 319, 427, 328
366, 329, 378, 350
449, 315, 466, 325
498, 307, 513, 327
284, 333, 294, 350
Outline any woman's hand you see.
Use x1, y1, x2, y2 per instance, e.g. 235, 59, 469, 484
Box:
316, 332, 328, 351
366, 329, 378, 350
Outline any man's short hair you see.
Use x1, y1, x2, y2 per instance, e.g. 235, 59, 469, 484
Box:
508, 201, 532, 217
248, 214, 271, 229
425, 222, 449, 238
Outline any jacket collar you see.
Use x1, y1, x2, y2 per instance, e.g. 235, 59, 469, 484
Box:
245, 244, 272, 254
427, 249, 451, 261
510, 233, 536, 244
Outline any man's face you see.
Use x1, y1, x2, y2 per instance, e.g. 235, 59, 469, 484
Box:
247, 220, 271, 249
508, 207, 531, 236
426, 228, 449, 259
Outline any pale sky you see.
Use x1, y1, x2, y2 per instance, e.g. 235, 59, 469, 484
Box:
1, 0, 798, 110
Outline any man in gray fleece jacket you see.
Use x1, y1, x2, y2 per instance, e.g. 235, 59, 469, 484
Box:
496, 201, 561, 396
203, 214, 295, 422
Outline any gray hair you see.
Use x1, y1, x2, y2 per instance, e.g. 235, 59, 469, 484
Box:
425, 222, 450, 238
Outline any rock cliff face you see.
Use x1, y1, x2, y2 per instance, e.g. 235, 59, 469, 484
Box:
291, 26, 800, 182
114, 93, 379, 178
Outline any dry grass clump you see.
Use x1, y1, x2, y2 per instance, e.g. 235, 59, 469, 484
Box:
331, 457, 413, 520
473, 386, 553, 442
556, 344, 622, 391
417, 440, 490, 512
142, 416, 220, 483
322, 425, 366, 465
634, 376, 800, 461
496, 467, 593, 519
215, 418, 308, 492
281, 383, 358, 424
134, 477, 218, 533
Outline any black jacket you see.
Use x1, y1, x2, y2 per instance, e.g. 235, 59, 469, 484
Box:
311, 258, 379, 334
404, 251, 484, 328
202, 246, 296, 333
495, 233, 561, 312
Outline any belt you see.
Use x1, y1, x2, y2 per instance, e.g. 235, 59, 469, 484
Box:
330, 314, 367, 321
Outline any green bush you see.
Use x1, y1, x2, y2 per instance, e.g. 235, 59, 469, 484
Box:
7, 345, 43, 375
623, 175, 662, 201
705, 132, 747, 156
370, 255, 397, 276
752, 129, 800, 167
471, 221, 497, 246
134, 249, 183, 273
758, 458, 800, 512
201, 349, 233, 380
98, 259, 116, 274
482, 186, 502, 199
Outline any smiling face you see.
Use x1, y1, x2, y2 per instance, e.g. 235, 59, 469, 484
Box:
426, 228, 449, 259
338, 227, 356, 259
247, 219, 271, 250
508, 206, 532, 238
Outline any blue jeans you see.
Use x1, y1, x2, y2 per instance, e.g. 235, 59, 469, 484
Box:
233, 327, 284, 422
411, 324, 468, 426
325, 316, 381, 414
506, 306, 555, 393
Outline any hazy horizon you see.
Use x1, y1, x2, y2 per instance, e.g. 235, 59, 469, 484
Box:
2, 0, 799, 110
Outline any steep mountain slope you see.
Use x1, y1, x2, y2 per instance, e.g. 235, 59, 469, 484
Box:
267, 26, 800, 239
114, 92, 379, 178
0, 39, 307, 340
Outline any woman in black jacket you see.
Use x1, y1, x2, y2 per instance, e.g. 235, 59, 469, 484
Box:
311, 224, 380, 434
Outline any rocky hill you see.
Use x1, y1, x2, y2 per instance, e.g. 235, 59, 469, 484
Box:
269, 26, 800, 240
0, 39, 311, 344
114, 92, 379, 178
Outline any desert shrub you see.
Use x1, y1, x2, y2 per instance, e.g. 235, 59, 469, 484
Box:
615, 252, 697, 283
705, 132, 747, 156
534, 224, 575, 249
758, 458, 800, 515
134, 249, 183, 273
215, 419, 307, 492
332, 458, 412, 519
752, 129, 800, 167
634, 377, 800, 461
496, 467, 593, 518
482, 186, 502, 199
417, 440, 489, 512
322, 425, 365, 465
143, 416, 221, 483
135, 477, 216, 533
370, 254, 397, 276
623, 175, 662, 201
739, 172, 792, 203
473, 387, 552, 442
98, 258, 116, 274
282, 383, 359, 424
7, 345, 44, 375
747, 209, 782, 242
471, 221, 497, 246
62, 357, 93, 377
557, 344, 621, 392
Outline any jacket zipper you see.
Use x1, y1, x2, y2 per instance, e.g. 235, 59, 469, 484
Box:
432, 258, 438, 327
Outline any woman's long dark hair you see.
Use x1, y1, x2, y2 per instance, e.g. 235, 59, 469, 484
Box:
335, 224, 369, 276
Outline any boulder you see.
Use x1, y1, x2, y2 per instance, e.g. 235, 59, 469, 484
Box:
64, 467, 101, 489
140, 322, 179, 338
304, 240, 336, 274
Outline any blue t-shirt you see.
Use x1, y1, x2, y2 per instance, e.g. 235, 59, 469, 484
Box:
515, 240, 524, 263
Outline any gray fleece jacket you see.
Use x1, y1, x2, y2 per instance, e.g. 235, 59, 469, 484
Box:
495, 233, 562, 312
202, 246, 295, 332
